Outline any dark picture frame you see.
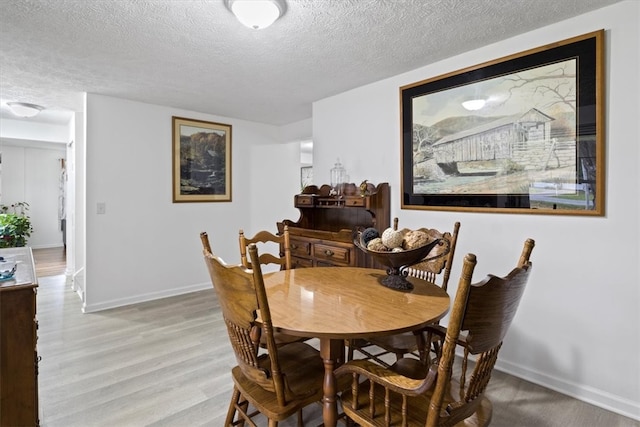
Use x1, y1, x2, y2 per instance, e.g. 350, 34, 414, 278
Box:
401, 30, 604, 215
172, 116, 232, 202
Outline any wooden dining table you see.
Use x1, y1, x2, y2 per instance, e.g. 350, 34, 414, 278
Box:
262, 266, 450, 427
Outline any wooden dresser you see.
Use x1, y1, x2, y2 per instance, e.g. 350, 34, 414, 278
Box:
0, 247, 39, 427
278, 182, 390, 268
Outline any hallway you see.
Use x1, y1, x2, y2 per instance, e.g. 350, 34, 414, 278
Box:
33, 247, 66, 277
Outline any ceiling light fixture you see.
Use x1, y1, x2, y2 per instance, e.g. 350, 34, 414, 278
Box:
7, 102, 45, 118
461, 99, 486, 111
225, 0, 286, 30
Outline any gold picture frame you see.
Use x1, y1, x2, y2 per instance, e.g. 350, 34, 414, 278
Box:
401, 30, 604, 215
172, 116, 232, 202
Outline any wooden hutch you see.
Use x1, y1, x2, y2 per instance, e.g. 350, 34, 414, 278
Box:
278, 182, 390, 269
0, 247, 39, 427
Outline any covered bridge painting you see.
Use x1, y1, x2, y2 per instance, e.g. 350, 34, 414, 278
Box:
414, 108, 576, 182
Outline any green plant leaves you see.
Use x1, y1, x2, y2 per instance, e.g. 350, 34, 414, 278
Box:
0, 202, 33, 248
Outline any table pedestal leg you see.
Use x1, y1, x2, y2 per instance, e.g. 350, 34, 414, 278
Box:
319, 338, 344, 427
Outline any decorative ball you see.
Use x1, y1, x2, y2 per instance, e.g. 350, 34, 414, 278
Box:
381, 227, 404, 249
367, 237, 388, 252
403, 230, 431, 250
391, 247, 404, 252
361, 227, 380, 246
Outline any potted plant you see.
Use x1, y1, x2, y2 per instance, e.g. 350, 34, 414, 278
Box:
0, 202, 33, 248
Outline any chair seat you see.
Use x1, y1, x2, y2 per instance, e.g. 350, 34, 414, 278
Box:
348, 334, 420, 368
231, 342, 325, 421
354, 331, 442, 366
370, 332, 419, 353
340, 378, 493, 427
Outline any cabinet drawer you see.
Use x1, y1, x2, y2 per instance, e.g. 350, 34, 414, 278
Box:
314, 243, 351, 265
291, 256, 314, 269
294, 195, 314, 207
289, 239, 311, 257
344, 197, 366, 207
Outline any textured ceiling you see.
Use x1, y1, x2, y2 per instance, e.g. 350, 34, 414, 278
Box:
0, 0, 622, 127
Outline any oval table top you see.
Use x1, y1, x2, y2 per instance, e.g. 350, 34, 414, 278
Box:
262, 267, 450, 339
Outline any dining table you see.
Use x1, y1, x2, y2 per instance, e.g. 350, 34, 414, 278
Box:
262, 266, 450, 427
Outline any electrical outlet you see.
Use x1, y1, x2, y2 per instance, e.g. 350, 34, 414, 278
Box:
97, 202, 106, 214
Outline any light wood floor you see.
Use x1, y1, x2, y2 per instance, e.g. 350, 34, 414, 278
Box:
33, 247, 66, 277
36, 273, 638, 426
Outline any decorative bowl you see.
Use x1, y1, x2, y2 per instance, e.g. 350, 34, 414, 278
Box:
0, 257, 17, 280
354, 234, 442, 290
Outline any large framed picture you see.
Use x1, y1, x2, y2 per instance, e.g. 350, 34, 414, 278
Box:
172, 116, 232, 202
401, 30, 604, 215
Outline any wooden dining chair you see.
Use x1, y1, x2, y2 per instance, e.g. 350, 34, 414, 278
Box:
336, 238, 534, 427
201, 231, 307, 351
239, 225, 291, 271
424, 238, 536, 366
201, 235, 325, 426
347, 222, 460, 366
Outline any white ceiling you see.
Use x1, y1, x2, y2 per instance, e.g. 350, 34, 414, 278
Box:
0, 0, 622, 127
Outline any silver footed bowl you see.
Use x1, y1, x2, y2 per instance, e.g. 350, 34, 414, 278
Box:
354, 235, 442, 291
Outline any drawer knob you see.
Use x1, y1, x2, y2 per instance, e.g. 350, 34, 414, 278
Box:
324, 249, 334, 257
291, 244, 298, 249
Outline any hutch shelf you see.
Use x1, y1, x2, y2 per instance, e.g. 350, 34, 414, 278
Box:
278, 182, 390, 269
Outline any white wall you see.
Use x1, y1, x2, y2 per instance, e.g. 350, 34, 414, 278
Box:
312, 1, 639, 420
1, 140, 66, 248
253, 117, 311, 229
75, 107, 87, 298
279, 117, 312, 143
83, 94, 301, 311
68, 110, 83, 295
250, 141, 301, 233
0, 118, 70, 143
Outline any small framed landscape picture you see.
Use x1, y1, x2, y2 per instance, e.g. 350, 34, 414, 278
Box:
172, 116, 232, 202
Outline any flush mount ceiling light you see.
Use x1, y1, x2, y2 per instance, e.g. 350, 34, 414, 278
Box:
7, 102, 45, 118
461, 99, 486, 111
225, 0, 286, 30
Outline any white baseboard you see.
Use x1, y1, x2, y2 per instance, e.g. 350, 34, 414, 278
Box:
81, 282, 212, 313
496, 359, 640, 421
